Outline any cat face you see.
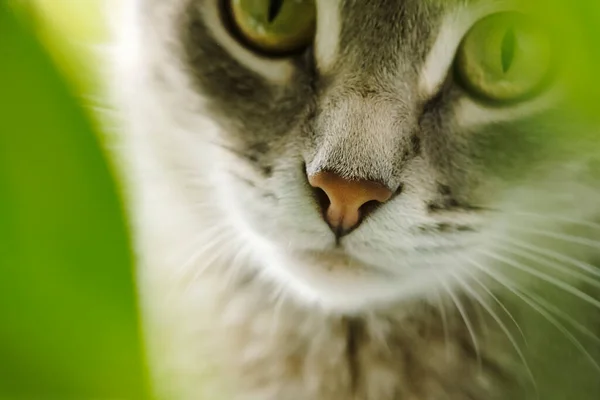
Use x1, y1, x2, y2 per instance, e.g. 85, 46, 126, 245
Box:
131, 0, 599, 313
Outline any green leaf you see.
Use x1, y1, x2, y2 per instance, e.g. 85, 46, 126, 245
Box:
0, 4, 148, 399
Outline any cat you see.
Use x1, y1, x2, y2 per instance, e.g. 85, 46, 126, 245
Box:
108, 0, 600, 399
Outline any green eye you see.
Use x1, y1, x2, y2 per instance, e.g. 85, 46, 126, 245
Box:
455, 12, 553, 103
227, 0, 316, 55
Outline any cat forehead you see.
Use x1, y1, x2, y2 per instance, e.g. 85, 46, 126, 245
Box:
315, 0, 510, 80
315, 0, 444, 71
141, 1, 496, 48
138, 0, 508, 67
135, 0, 515, 98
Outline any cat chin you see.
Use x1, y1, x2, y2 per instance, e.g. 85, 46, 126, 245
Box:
252, 241, 458, 314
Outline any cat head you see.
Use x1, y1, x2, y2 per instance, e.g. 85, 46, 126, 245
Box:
120, 0, 600, 313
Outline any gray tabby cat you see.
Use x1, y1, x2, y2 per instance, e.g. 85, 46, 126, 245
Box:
109, 0, 600, 399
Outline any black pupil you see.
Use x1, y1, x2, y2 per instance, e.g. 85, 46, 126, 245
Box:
501, 27, 517, 73
268, 0, 285, 22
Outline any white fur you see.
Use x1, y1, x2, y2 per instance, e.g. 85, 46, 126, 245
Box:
314, 0, 341, 72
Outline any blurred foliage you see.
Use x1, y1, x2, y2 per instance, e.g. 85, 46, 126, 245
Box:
528, 0, 600, 121
0, 3, 148, 399
28, 0, 107, 94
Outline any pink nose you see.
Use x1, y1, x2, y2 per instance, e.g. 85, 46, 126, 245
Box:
308, 171, 393, 235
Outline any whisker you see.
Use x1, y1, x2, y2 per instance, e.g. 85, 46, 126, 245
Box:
489, 234, 600, 279
435, 289, 451, 361
507, 227, 600, 249
460, 257, 528, 346
168, 224, 227, 265
438, 279, 482, 369
491, 241, 600, 289
470, 258, 600, 375
175, 230, 231, 280
269, 285, 289, 338
504, 211, 600, 231
222, 244, 254, 291
223, 242, 252, 289
478, 249, 600, 310
450, 267, 536, 393
516, 290, 600, 375
525, 291, 600, 346
182, 239, 238, 294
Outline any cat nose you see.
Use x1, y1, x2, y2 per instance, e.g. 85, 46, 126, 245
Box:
308, 171, 393, 236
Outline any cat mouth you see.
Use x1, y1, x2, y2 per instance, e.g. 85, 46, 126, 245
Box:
290, 241, 476, 277
301, 250, 370, 271
268, 246, 450, 312
295, 249, 397, 278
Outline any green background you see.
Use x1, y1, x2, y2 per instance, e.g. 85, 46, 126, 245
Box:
0, 3, 148, 399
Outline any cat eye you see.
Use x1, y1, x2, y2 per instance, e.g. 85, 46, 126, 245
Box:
225, 0, 316, 55
455, 12, 553, 103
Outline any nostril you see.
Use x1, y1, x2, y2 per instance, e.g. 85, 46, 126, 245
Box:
312, 187, 331, 216
358, 183, 403, 225
358, 199, 382, 221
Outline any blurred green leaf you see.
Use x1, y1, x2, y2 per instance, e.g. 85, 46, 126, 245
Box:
27, 0, 107, 96
0, 4, 148, 399
529, 0, 600, 120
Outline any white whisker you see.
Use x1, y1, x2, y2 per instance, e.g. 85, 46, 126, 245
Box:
181, 238, 237, 295
516, 290, 600, 375
491, 241, 600, 289
269, 285, 289, 338
525, 291, 600, 346
168, 224, 227, 265
505, 211, 600, 231
478, 249, 600, 310
438, 279, 482, 369
435, 289, 451, 361
508, 227, 600, 249
489, 234, 600, 279
461, 257, 528, 346
175, 231, 231, 280
470, 257, 600, 375
450, 267, 537, 393
222, 244, 253, 291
